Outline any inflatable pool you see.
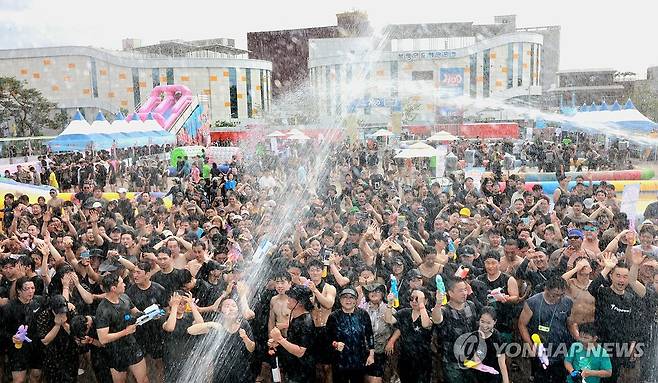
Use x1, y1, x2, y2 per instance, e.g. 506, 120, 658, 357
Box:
520, 169, 655, 182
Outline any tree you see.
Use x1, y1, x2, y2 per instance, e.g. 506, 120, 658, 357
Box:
0, 76, 65, 137
630, 82, 658, 123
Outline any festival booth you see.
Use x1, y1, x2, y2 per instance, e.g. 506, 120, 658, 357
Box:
562, 99, 657, 136
49, 111, 117, 152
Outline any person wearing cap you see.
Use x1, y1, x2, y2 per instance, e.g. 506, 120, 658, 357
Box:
326, 287, 375, 382
550, 228, 597, 272
362, 283, 395, 383
581, 222, 601, 255
269, 285, 316, 383
35, 295, 78, 382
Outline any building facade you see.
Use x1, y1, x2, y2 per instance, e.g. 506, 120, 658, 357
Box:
308, 31, 544, 122
0, 43, 273, 123
548, 69, 631, 108
247, 11, 372, 97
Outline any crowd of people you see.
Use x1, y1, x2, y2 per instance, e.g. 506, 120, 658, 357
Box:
0, 133, 657, 383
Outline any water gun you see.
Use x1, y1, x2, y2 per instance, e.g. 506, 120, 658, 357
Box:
124, 304, 166, 326
464, 360, 500, 375
435, 275, 447, 305
447, 239, 457, 260
531, 333, 549, 369
454, 265, 469, 279
13, 325, 32, 349
487, 288, 505, 303
570, 370, 584, 383
390, 275, 400, 308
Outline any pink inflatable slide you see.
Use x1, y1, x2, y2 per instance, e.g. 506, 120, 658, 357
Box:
130, 85, 193, 130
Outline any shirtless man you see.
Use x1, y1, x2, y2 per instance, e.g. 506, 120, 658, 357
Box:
268, 272, 291, 337
561, 257, 595, 324
581, 224, 601, 255
305, 259, 336, 383
186, 241, 208, 278
500, 239, 524, 275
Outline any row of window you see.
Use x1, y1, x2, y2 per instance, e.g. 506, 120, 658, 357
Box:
86, 63, 269, 118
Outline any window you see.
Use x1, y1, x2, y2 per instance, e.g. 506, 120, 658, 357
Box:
412, 71, 433, 81
90, 58, 98, 98
470, 54, 477, 97
390, 61, 398, 97
131, 68, 140, 107
483, 49, 490, 98
246, 69, 253, 118
530, 44, 535, 86
517, 43, 523, 86
228, 68, 238, 118
166, 68, 174, 85
260, 70, 265, 110
152, 68, 160, 88
507, 43, 514, 89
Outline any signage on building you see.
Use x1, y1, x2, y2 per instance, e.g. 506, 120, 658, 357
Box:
347, 97, 401, 112
398, 50, 457, 61
438, 68, 464, 98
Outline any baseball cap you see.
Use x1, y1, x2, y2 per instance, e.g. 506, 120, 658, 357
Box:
162, 230, 174, 238
567, 229, 584, 239
92, 201, 103, 209
339, 287, 358, 298
459, 207, 471, 217
407, 269, 423, 280
117, 188, 127, 194
50, 295, 69, 314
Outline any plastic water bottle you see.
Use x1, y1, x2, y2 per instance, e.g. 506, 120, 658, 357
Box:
271, 356, 281, 382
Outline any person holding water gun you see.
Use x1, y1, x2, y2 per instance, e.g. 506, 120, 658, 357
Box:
518, 277, 578, 382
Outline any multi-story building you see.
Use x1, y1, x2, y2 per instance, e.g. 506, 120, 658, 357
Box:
0, 39, 273, 123
308, 15, 549, 123
247, 11, 372, 97
548, 68, 631, 109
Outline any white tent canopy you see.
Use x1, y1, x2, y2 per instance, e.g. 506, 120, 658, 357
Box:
427, 131, 458, 142
394, 147, 438, 158
406, 142, 436, 150
266, 130, 287, 137
370, 129, 395, 137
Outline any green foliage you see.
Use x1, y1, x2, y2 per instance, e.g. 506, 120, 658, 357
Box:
0, 76, 63, 136
630, 82, 658, 122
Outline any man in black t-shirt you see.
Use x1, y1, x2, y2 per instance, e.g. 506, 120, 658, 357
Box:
95, 274, 148, 383
126, 262, 168, 381
151, 248, 186, 299
270, 285, 316, 383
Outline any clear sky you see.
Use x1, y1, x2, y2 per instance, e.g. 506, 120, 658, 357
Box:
1, 0, 656, 77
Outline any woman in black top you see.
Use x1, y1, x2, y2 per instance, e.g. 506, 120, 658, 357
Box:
188, 297, 256, 383
162, 291, 204, 382
473, 307, 510, 383
35, 295, 79, 383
